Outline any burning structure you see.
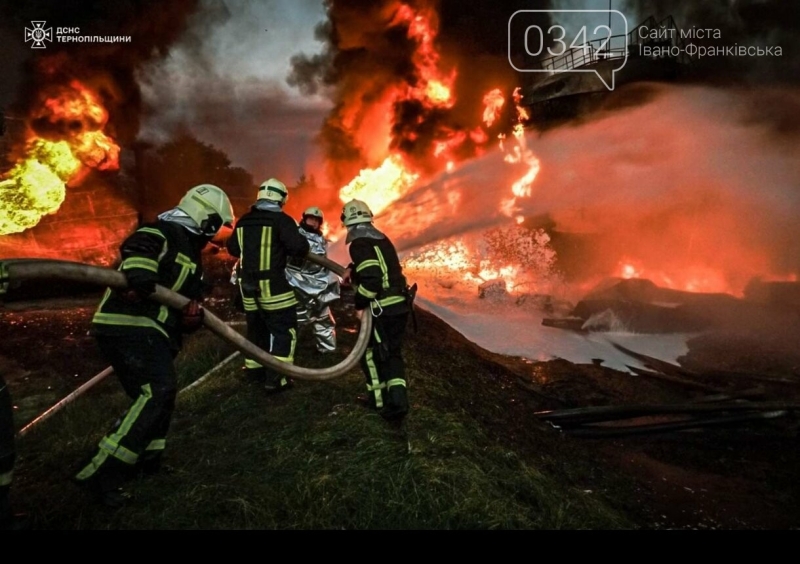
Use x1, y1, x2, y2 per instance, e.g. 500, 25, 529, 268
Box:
0, 0, 798, 322
0, 0, 199, 265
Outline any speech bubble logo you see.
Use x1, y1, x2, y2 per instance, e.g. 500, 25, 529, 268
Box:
508, 10, 629, 91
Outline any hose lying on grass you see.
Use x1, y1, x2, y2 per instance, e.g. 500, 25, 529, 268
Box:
0, 255, 371, 382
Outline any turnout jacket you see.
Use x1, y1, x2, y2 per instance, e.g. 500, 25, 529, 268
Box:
348, 231, 409, 316
227, 206, 310, 312
92, 220, 206, 349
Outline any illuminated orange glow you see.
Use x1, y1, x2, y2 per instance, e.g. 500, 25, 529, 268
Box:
0, 80, 120, 235
403, 239, 518, 289
339, 154, 419, 216
425, 79, 453, 106
498, 87, 539, 207
620, 263, 642, 279
482, 88, 505, 127
470, 127, 488, 145
393, 4, 456, 109
402, 226, 558, 295
616, 259, 736, 295
334, 3, 460, 222
73, 130, 121, 171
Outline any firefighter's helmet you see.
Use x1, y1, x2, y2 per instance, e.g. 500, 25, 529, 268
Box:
177, 184, 235, 238
257, 178, 288, 205
341, 199, 374, 227
302, 206, 324, 224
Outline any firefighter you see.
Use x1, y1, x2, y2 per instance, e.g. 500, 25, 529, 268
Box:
227, 178, 310, 393
285, 206, 339, 354
340, 199, 412, 423
1, 374, 28, 529
74, 184, 234, 508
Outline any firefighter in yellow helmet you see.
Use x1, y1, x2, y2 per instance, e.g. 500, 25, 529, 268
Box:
286, 206, 339, 353
341, 199, 414, 424
227, 178, 310, 392
74, 184, 234, 507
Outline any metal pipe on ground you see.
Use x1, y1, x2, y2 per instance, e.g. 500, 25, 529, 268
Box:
16, 366, 114, 438
179, 352, 240, 395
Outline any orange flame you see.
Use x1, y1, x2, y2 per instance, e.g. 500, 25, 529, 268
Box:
336, 4, 454, 218
0, 80, 120, 235
402, 226, 559, 295
339, 154, 419, 216
394, 4, 456, 109
482, 88, 505, 127
617, 259, 736, 295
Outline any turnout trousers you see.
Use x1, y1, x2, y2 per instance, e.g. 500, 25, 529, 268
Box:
360, 311, 409, 422
243, 305, 297, 388
75, 332, 177, 487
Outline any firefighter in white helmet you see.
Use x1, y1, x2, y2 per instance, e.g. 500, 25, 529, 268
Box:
75, 184, 235, 507
227, 178, 310, 392
340, 199, 415, 424
285, 206, 339, 353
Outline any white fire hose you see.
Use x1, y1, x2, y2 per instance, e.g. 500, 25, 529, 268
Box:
0, 255, 371, 383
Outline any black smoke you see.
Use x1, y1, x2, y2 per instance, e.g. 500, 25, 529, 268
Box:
287, 0, 552, 187
2, 0, 200, 147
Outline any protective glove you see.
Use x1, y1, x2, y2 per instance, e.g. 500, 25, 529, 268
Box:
341, 265, 354, 286
181, 300, 205, 333
120, 273, 156, 304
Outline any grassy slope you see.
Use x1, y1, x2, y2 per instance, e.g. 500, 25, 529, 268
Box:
12, 292, 633, 530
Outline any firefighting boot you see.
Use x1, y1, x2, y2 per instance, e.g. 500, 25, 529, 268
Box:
136, 452, 175, 477
355, 393, 377, 410
264, 372, 293, 395
379, 384, 409, 424
243, 367, 267, 386
73, 458, 132, 508
0, 485, 30, 530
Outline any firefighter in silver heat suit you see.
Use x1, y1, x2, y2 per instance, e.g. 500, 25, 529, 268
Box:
285, 207, 339, 353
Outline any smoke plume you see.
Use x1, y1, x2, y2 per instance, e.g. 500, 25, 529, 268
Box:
288, 0, 553, 188
369, 83, 800, 295
2, 0, 200, 147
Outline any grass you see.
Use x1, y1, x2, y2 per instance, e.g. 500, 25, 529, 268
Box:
10, 292, 633, 530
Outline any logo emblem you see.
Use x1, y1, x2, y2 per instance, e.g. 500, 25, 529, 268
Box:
25, 21, 53, 49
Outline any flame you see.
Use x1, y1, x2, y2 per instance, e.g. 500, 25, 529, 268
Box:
335, 4, 456, 218
616, 259, 737, 295
331, 14, 545, 295
498, 86, 540, 211
394, 4, 456, 109
403, 238, 518, 290
403, 226, 558, 296
0, 80, 120, 235
339, 154, 419, 216
482, 88, 505, 127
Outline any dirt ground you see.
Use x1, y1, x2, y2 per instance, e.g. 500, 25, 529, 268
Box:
2, 269, 799, 529
454, 319, 800, 530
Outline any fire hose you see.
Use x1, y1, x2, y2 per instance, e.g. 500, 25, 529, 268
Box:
0, 255, 371, 383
